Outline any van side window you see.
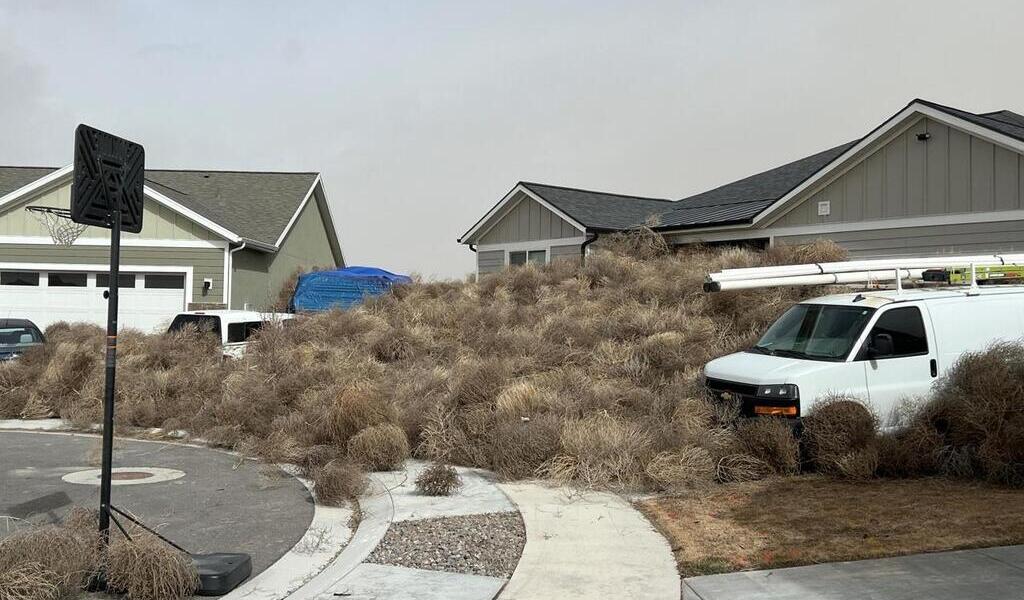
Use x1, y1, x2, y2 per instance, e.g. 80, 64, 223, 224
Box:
861, 306, 928, 358
226, 321, 263, 344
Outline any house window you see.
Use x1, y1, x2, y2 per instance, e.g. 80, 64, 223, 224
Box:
509, 250, 546, 266
0, 272, 40, 286
96, 273, 137, 288
48, 272, 88, 287
145, 274, 185, 289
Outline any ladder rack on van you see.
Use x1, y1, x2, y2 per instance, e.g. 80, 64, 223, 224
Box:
703, 253, 1024, 293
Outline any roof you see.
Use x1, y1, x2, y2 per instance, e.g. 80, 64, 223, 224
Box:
144, 170, 319, 246
519, 182, 673, 230
808, 286, 1024, 307
470, 99, 1024, 239
0, 167, 60, 197
0, 166, 319, 247
651, 141, 858, 229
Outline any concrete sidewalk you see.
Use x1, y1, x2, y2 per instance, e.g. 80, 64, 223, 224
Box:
499, 482, 679, 600
684, 545, 1024, 600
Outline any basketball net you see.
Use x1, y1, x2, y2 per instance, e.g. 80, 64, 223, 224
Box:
26, 206, 88, 247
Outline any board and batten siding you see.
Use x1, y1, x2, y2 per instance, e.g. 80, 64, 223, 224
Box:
550, 243, 582, 263
477, 250, 504, 275
777, 219, 1024, 258
773, 117, 1024, 227
0, 182, 221, 241
478, 193, 581, 244
0, 245, 224, 304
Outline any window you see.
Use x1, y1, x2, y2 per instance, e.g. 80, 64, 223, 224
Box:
168, 314, 221, 339
751, 304, 876, 361
0, 272, 39, 286
859, 306, 928, 359
508, 250, 546, 267
0, 325, 43, 347
145, 274, 185, 289
227, 321, 263, 343
47, 272, 87, 287
96, 273, 137, 288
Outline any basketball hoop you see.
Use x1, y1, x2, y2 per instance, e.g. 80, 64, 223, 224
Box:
26, 206, 88, 246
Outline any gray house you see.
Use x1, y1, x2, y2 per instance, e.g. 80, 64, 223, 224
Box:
460, 99, 1024, 274
0, 165, 344, 331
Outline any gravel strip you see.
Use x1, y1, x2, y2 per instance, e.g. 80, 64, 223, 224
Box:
366, 512, 525, 578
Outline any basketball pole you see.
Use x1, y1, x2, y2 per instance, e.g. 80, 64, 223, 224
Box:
97, 180, 122, 551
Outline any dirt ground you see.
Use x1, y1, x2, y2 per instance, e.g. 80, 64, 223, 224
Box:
637, 475, 1024, 577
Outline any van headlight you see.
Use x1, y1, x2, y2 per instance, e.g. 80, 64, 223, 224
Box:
755, 384, 799, 399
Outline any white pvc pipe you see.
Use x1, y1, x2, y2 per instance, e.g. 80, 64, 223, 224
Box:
708, 269, 925, 292
709, 254, 1024, 283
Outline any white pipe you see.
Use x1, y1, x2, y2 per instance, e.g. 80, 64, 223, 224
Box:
707, 269, 924, 292
709, 253, 1024, 283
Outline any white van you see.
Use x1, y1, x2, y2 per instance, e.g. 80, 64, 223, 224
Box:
704, 286, 1024, 427
167, 310, 295, 357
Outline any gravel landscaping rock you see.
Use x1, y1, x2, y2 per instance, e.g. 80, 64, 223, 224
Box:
367, 512, 524, 578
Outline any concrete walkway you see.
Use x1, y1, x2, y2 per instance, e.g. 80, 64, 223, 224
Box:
498, 482, 680, 600
288, 461, 515, 600
684, 545, 1024, 600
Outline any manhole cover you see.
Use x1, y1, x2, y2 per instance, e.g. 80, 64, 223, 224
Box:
110, 471, 153, 481
62, 467, 185, 486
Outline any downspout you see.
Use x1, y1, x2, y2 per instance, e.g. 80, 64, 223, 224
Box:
226, 242, 247, 309
469, 243, 477, 253
580, 232, 599, 261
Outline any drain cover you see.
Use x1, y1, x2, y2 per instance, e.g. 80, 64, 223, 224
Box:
62, 467, 185, 486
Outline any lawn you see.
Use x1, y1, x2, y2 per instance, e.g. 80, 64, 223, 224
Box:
637, 475, 1024, 577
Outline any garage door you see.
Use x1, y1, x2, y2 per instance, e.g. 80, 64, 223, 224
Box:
0, 270, 187, 333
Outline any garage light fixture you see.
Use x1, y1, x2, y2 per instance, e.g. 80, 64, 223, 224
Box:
916, 132, 931, 141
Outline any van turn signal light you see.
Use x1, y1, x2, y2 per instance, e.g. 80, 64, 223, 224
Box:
754, 405, 798, 417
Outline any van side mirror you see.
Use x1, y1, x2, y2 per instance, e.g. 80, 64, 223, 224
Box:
867, 332, 895, 358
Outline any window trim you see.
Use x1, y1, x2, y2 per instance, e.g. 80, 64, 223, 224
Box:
854, 305, 930, 361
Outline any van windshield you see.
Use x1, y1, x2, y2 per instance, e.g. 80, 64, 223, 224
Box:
748, 304, 875, 361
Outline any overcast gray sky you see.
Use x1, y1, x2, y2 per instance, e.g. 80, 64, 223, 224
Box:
1, 1, 1021, 278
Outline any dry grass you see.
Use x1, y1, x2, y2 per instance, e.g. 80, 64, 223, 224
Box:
312, 460, 368, 505
415, 463, 463, 496
347, 424, 410, 471
0, 563, 60, 600
802, 396, 880, 478
106, 527, 199, 600
0, 525, 98, 597
638, 476, 1024, 577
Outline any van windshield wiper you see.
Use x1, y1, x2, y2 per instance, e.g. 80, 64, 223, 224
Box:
769, 348, 808, 359
748, 345, 772, 355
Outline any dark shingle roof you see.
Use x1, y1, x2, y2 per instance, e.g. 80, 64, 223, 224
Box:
144, 170, 318, 246
514, 100, 1024, 234
0, 167, 60, 197
518, 182, 673, 230
918, 100, 1024, 144
0, 166, 318, 247
650, 141, 857, 229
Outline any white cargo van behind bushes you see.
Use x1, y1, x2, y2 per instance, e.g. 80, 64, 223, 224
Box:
167, 310, 294, 357
704, 287, 1024, 427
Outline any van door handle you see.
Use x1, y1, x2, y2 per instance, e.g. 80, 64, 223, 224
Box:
930, 359, 937, 378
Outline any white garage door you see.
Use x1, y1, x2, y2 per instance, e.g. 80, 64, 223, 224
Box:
0, 269, 187, 333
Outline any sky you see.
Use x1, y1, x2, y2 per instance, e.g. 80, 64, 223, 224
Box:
1, 0, 1022, 278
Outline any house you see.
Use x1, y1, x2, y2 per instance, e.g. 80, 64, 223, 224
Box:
0, 165, 344, 331
459, 99, 1024, 274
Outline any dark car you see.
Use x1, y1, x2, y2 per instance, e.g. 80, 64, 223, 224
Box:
0, 319, 45, 361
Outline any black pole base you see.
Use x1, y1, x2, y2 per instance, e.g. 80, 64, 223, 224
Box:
192, 553, 252, 596
85, 571, 108, 593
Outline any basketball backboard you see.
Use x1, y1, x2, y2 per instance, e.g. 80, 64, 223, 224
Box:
71, 124, 145, 233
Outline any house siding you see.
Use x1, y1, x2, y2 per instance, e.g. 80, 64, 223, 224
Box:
0, 244, 224, 303
477, 250, 504, 275
773, 117, 1024, 227
550, 243, 582, 263
265, 196, 340, 306
776, 219, 1024, 258
0, 182, 221, 241
478, 193, 581, 244
230, 249, 270, 310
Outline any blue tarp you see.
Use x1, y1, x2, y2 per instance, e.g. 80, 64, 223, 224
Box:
291, 266, 412, 312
